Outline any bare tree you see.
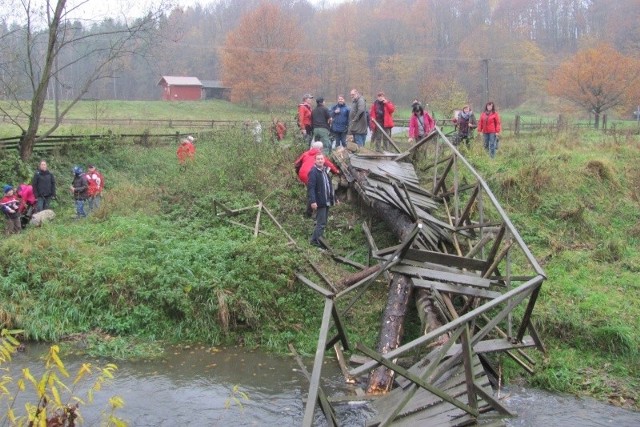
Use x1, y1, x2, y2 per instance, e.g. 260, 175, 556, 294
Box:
0, 0, 167, 161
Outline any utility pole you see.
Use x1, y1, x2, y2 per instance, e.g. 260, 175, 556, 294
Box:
482, 59, 490, 102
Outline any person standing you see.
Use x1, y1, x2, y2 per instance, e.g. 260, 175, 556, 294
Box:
370, 91, 395, 152
32, 160, 56, 212
477, 101, 501, 159
177, 135, 196, 168
453, 105, 477, 148
298, 94, 314, 146
348, 89, 368, 147
307, 153, 335, 248
85, 164, 104, 212
70, 166, 88, 219
1, 185, 21, 235
311, 97, 332, 154
330, 95, 350, 148
294, 141, 340, 185
408, 103, 435, 143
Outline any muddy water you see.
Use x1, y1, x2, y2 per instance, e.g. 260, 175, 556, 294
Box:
7, 345, 639, 426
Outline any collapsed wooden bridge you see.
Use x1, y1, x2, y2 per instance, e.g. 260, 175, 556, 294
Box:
294, 126, 547, 426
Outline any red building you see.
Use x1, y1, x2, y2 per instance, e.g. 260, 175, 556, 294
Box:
157, 76, 202, 101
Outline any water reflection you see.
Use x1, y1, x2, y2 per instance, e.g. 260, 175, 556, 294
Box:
6, 345, 639, 426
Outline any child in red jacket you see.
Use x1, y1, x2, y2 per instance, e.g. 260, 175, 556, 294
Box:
1, 185, 21, 235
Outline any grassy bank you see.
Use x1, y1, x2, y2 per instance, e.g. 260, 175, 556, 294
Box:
0, 122, 639, 409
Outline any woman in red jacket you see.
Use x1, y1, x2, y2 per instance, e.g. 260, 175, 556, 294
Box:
477, 101, 501, 159
408, 103, 435, 143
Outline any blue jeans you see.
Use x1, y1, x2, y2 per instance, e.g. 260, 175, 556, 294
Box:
483, 133, 498, 158
311, 206, 329, 244
88, 195, 101, 212
353, 133, 366, 147
37, 196, 53, 212
75, 199, 87, 218
332, 131, 348, 147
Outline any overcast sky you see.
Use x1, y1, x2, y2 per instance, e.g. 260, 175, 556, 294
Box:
64, 0, 347, 22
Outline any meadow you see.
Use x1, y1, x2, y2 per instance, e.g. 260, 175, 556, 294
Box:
0, 100, 638, 410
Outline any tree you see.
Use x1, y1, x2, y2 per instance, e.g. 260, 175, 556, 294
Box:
220, 3, 314, 109
548, 44, 640, 128
0, 0, 166, 161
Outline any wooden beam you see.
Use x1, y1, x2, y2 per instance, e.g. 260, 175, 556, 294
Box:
302, 299, 336, 427
413, 279, 502, 300
295, 273, 334, 298
290, 343, 338, 426
349, 276, 543, 377
356, 343, 479, 420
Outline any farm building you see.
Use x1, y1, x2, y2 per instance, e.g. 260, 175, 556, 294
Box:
157, 76, 202, 101
201, 80, 230, 100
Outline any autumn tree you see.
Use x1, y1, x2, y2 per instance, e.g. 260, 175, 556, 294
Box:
548, 44, 640, 128
0, 0, 166, 161
220, 3, 314, 109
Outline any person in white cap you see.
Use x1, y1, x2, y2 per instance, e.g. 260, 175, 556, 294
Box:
177, 135, 196, 169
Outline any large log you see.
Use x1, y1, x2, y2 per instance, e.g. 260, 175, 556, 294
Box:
367, 273, 414, 393
333, 148, 444, 394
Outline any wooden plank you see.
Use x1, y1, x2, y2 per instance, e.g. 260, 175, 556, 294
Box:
357, 343, 479, 419
290, 343, 338, 426
295, 273, 334, 298
413, 279, 502, 300
302, 299, 335, 427
402, 248, 488, 271
349, 277, 543, 378
390, 265, 492, 288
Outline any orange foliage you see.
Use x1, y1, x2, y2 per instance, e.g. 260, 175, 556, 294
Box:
548, 44, 640, 115
220, 3, 315, 109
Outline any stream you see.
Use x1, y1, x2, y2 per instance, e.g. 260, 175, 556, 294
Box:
4, 344, 639, 426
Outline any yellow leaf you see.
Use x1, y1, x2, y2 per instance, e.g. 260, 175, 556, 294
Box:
52, 385, 62, 406
74, 363, 92, 385
109, 395, 125, 409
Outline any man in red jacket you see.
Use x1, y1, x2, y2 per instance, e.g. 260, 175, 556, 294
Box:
298, 94, 314, 146
370, 91, 395, 152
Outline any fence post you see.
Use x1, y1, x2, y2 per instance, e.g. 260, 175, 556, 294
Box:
602, 114, 607, 131
514, 115, 521, 136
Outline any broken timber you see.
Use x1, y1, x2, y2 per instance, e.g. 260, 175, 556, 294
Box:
296, 127, 546, 426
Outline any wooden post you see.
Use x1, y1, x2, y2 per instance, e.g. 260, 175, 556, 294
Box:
514, 115, 521, 136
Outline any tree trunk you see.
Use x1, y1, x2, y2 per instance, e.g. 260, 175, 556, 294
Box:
367, 273, 413, 394
333, 150, 444, 394
336, 265, 380, 291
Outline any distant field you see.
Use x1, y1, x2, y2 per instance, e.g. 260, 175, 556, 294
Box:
0, 100, 295, 137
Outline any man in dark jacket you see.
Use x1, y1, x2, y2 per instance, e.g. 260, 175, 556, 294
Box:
348, 89, 368, 147
307, 153, 335, 247
32, 160, 56, 212
70, 166, 88, 218
311, 97, 332, 154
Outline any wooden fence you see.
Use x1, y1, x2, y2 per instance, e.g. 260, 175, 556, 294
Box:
0, 132, 187, 152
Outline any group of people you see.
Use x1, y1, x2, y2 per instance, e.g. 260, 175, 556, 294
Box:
297, 89, 502, 158
450, 101, 502, 158
1, 160, 104, 235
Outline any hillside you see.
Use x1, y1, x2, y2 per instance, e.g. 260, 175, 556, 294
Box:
0, 125, 638, 409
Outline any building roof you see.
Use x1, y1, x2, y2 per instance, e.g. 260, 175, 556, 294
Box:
157, 76, 202, 86
200, 80, 228, 89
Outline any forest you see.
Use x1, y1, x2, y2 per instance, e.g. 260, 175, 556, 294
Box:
1, 0, 640, 116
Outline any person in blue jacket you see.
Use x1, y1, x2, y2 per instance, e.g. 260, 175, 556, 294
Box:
330, 95, 350, 148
